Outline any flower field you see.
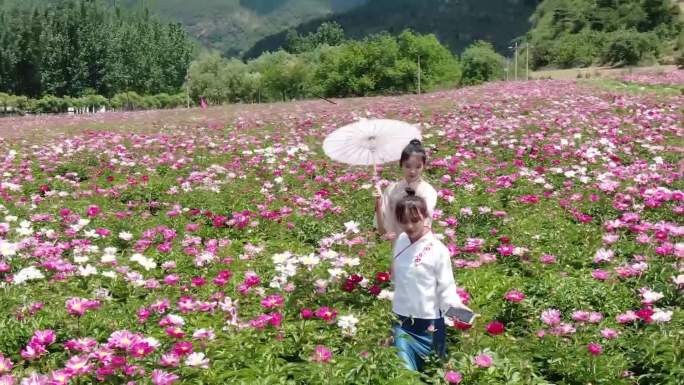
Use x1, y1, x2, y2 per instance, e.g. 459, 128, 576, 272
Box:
619, 69, 684, 86
0, 79, 682, 385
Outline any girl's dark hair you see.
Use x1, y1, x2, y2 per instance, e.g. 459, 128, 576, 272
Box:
395, 187, 428, 224
399, 139, 426, 167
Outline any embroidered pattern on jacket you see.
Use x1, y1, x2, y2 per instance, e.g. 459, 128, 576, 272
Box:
414, 242, 433, 265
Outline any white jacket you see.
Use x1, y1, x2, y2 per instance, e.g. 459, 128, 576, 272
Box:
391, 232, 462, 319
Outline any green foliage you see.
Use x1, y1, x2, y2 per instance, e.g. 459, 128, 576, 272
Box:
244, 0, 538, 60
188, 54, 257, 104
677, 30, 684, 68
547, 30, 605, 68
527, 0, 682, 68
254, 51, 310, 101
286, 21, 346, 54
601, 29, 661, 65
0, 91, 186, 114
460, 41, 505, 85
33, 94, 68, 113
0, 0, 195, 98
188, 29, 461, 102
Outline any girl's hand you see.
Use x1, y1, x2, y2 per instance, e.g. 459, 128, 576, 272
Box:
446, 304, 477, 325
381, 232, 397, 241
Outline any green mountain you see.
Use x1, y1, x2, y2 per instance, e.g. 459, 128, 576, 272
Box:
525, 0, 683, 67
0, 0, 350, 57
113, 0, 351, 56
244, 0, 540, 58
2, 0, 537, 58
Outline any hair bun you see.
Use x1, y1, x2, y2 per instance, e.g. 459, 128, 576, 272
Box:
405, 187, 416, 196
409, 139, 422, 146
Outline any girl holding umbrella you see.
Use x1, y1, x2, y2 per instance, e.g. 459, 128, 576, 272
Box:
374, 139, 438, 241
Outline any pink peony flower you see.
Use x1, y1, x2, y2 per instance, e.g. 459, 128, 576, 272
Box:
473, 353, 493, 368
591, 269, 610, 281
165, 327, 185, 339
504, 290, 525, 302
107, 330, 141, 350
128, 341, 155, 358
151, 369, 179, 385
64, 337, 97, 353
311, 345, 332, 363
49, 369, 72, 385
0, 355, 13, 374
64, 355, 93, 375
601, 328, 619, 340
539, 254, 557, 264
260, 294, 284, 309
571, 311, 590, 322
172, 342, 193, 356
86, 205, 101, 217
20, 342, 47, 360
159, 353, 181, 368
456, 287, 470, 304
30, 330, 56, 346
300, 308, 314, 319
540, 309, 562, 326
444, 370, 463, 384
616, 311, 639, 324
65, 297, 100, 317
587, 343, 603, 356
315, 306, 337, 322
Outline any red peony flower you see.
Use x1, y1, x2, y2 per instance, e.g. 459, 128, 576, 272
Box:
486, 321, 505, 335
375, 272, 390, 283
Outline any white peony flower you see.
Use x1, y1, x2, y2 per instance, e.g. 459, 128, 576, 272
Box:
118, 231, 133, 241
0, 240, 17, 257
344, 221, 360, 234
13, 266, 44, 284
78, 265, 98, 277
185, 352, 210, 368
300, 253, 320, 268
337, 314, 359, 336
651, 308, 673, 323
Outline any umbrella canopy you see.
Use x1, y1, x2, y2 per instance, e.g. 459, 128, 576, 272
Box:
322, 119, 422, 166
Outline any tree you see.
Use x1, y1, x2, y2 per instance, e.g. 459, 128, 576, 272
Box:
397, 30, 461, 91
256, 50, 309, 101
285, 22, 345, 54
0, 0, 195, 98
460, 41, 504, 85
601, 29, 659, 65
526, 0, 681, 69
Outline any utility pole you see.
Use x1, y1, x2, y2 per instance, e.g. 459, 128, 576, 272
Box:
502, 56, 508, 81
525, 43, 534, 81
417, 54, 421, 95
185, 72, 190, 109
514, 42, 518, 81
508, 42, 518, 81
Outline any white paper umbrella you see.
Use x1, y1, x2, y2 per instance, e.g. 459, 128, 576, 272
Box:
323, 119, 422, 167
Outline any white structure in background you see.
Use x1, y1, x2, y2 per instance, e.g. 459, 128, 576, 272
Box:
68, 105, 107, 115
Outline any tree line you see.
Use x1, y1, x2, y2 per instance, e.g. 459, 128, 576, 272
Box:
187, 24, 506, 105
0, 0, 195, 99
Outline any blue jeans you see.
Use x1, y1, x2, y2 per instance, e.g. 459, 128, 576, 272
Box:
392, 314, 446, 371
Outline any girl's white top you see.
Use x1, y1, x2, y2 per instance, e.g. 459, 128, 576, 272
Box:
377, 179, 437, 236
391, 232, 462, 319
